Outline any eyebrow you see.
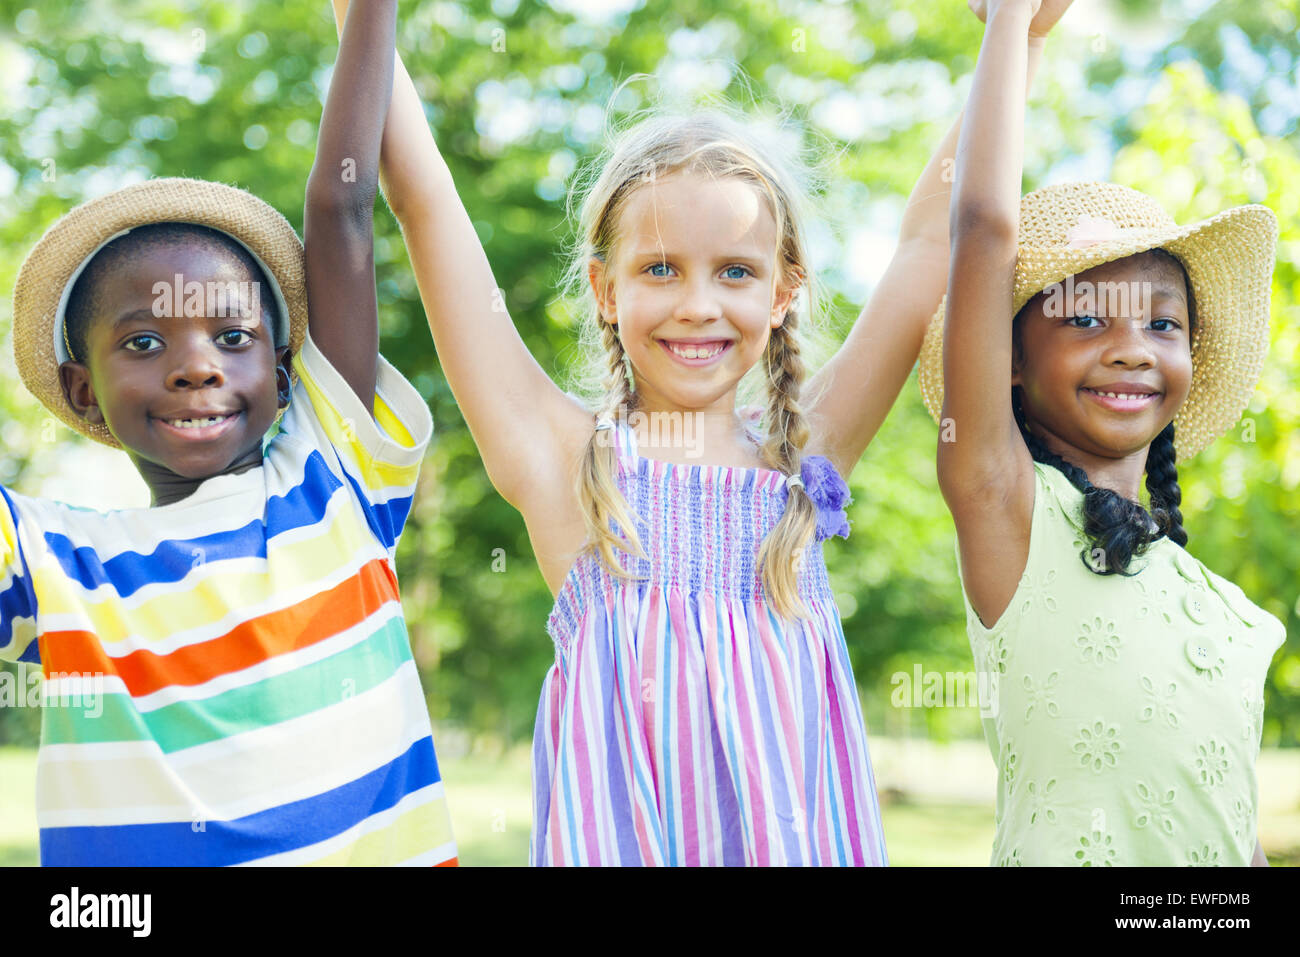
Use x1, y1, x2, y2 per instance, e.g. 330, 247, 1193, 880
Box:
626, 247, 768, 263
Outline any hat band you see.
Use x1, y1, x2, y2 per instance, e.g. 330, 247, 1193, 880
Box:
53, 224, 293, 365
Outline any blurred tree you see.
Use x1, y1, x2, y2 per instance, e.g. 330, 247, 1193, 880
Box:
0, 0, 1295, 747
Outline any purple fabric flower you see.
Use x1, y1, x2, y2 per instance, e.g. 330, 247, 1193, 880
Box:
798, 455, 851, 542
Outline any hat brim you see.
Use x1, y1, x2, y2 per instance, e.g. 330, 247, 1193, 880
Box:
917, 202, 1278, 459
12, 178, 308, 448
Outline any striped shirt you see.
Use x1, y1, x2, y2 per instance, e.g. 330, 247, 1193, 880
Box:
0, 333, 456, 866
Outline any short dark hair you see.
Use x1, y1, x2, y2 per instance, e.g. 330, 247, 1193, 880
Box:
63, 223, 282, 364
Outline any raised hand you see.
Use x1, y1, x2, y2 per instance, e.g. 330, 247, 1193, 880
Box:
1027, 0, 1074, 38
967, 0, 1044, 26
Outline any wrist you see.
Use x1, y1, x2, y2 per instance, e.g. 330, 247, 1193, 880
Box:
988, 0, 1036, 27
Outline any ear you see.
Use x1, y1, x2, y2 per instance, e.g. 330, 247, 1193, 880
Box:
588, 256, 617, 326
771, 270, 802, 329
59, 361, 105, 425
274, 347, 293, 410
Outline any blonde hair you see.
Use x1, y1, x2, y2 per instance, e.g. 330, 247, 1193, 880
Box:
561, 101, 826, 620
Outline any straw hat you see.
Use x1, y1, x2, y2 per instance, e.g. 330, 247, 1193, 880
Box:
12, 178, 307, 447
917, 182, 1278, 459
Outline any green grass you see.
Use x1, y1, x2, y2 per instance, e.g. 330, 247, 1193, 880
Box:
4, 741, 1297, 866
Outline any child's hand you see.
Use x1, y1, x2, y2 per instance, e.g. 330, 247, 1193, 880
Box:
967, 0, 1044, 27
1027, 0, 1074, 38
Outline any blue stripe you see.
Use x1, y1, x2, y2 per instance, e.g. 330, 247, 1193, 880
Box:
337, 462, 411, 552
39, 735, 442, 866
41, 450, 345, 598
0, 487, 40, 664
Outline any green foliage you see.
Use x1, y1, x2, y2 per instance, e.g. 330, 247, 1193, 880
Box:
0, 0, 1295, 748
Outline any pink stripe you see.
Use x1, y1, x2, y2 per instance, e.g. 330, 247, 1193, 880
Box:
728, 606, 771, 865
824, 657, 866, 865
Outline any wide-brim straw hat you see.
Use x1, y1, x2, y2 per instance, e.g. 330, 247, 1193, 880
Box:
917, 181, 1278, 459
12, 177, 308, 447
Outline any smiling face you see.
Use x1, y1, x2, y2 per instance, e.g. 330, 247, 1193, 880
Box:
59, 237, 289, 504
588, 170, 796, 415
1012, 250, 1194, 466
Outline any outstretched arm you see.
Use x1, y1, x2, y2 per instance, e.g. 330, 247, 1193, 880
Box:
304, 0, 396, 406
807, 1, 1069, 479
329, 0, 589, 510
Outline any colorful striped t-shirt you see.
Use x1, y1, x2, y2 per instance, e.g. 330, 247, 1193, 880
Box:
0, 333, 456, 866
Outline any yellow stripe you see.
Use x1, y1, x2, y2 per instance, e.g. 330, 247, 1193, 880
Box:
33, 505, 379, 646
304, 797, 455, 866
296, 360, 420, 491
374, 393, 415, 449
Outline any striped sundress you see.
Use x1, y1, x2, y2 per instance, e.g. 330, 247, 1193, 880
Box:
531, 418, 887, 866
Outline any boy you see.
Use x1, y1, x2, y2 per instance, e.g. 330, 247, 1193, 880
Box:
3, 0, 455, 865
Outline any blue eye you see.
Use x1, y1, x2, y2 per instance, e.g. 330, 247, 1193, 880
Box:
219, 329, 253, 346
124, 334, 162, 353
647, 262, 671, 277
723, 265, 751, 280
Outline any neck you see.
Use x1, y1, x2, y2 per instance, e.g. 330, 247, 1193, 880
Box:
1028, 423, 1149, 503
623, 386, 760, 466
133, 445, 264, 507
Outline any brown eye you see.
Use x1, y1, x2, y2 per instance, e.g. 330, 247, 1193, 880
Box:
124, 334, 162, 352
219, 330, 253, 346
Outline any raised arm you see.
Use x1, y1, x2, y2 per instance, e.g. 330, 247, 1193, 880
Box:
936, 0, 1040, 500
934, 0, 1044, 629
304, 0, 396, 406
329, 0, 589, 511
806, 1, 1069, 479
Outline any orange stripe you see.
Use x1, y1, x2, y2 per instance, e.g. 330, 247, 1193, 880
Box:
40, 558, 400, 696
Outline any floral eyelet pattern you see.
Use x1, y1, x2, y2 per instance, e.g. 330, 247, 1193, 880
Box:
1027, 778, 1059, 825
1022, 672, 1060, 722
1193, 738, 1229, 788
1138, 676, 1180, 729
1073, 721, 1121, 773
1074, 829, 1115, 866
1134, 781, 1177, 835
1187, 842, 1222, 866
1076, 617, 1120, 665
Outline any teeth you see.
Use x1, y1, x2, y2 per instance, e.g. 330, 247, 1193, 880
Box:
1091, 390, 1152, 400
167, 415, 230, 429
667, 341, 724, 360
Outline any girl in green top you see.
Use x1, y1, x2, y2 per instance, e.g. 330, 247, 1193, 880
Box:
924, 0, 1285, 865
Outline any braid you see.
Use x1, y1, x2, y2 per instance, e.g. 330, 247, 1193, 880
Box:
757, 316, 818, 619
761, 317, 810, 472
1144, 422, 1188, 548
1012, 388, 1176, 576
576, 318, 645, 576
598, 316, 637, 417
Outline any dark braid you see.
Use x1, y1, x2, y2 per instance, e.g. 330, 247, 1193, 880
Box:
1012, 389, 1187, 576
1143, 422, 1188, 547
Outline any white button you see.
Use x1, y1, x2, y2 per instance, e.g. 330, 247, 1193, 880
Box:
1185, 635, 1218, 671
1173, 549, 1202, 581
1183, 588, 1209, 624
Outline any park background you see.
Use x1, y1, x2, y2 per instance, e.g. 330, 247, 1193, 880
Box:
1, 0, 1298, 865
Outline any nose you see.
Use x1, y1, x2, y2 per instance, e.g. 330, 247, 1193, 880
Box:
1099, 318, 1157, 369
672, 274, 722, 324
166, 337, 225, 390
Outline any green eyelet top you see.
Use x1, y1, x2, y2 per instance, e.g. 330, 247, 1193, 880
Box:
956, 461, 1286, 866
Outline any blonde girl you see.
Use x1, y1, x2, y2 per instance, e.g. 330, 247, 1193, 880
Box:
332, 0, 1066, 864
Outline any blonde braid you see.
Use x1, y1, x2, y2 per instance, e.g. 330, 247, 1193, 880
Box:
576, 316, 646, 576
757, 312, 818, 619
